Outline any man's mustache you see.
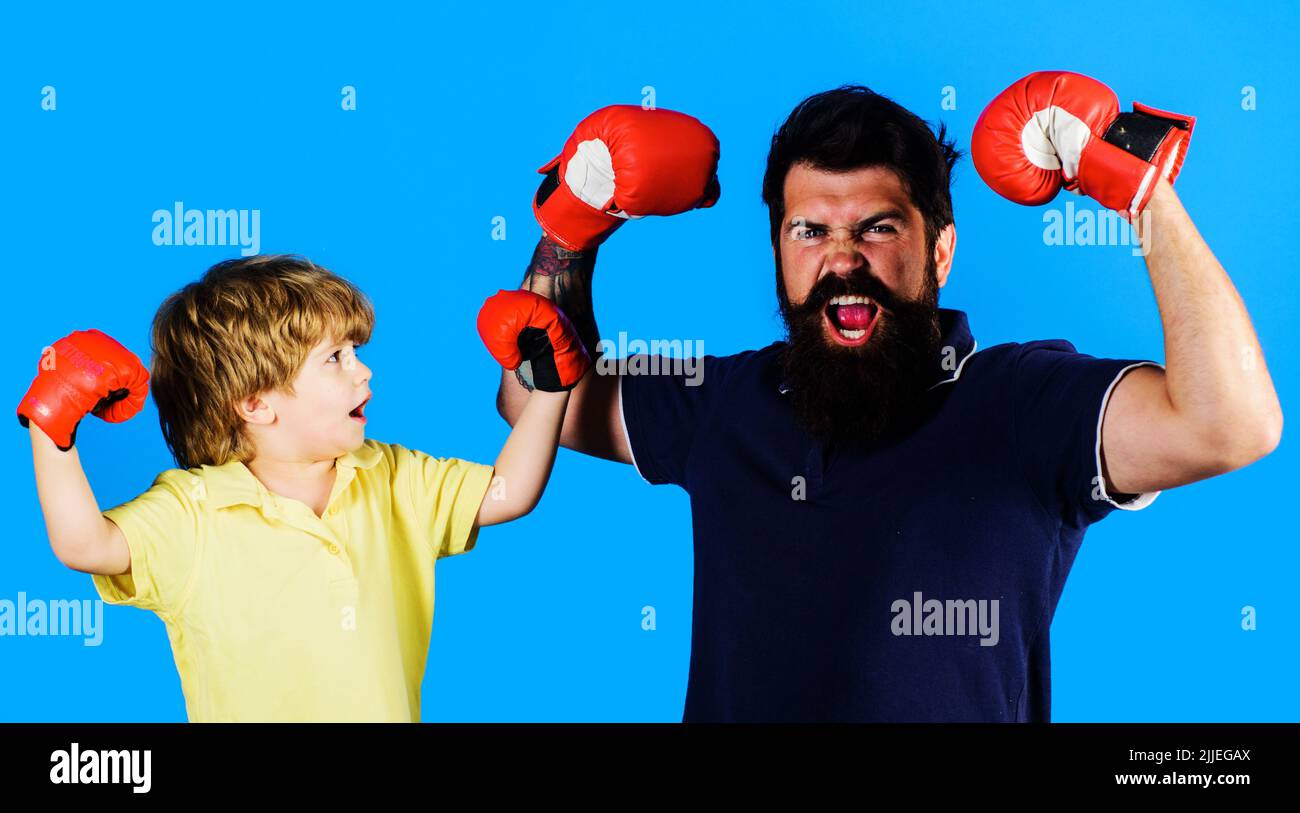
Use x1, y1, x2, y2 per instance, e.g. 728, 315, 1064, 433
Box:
793, 270, 902, 315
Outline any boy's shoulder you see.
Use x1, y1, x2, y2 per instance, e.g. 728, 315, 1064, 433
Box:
346, 439, 494, 512
347, 438, 490, 475
348, 438, 431, 468
128, 441, 490, 512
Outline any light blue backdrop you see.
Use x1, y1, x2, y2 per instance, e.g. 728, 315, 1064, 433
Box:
1, 0, 1295, 721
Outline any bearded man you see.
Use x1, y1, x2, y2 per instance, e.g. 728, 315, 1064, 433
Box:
493, 77, 1281, 722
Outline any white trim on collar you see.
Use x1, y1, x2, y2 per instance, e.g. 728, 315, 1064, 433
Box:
776, 338, 979, 395
928, 338, 979, 391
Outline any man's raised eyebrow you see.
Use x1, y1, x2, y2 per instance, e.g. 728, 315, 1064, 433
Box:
789, 209, 908, 230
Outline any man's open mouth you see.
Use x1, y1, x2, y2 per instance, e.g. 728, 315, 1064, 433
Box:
823, 295, 880, 346
349, 394, 371, 424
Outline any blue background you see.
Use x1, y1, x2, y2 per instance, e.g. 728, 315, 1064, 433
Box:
1, 0, 1295, 721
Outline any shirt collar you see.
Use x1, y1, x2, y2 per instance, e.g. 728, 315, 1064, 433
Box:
199, 440, 385, 510
777, 307, 978, 395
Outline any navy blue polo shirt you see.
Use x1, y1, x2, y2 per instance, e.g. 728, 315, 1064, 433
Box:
618, 308, 1161, 722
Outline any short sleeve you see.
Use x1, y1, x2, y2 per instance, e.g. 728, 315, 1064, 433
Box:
1012, 341, 1163, 529
92, 470, 203, 617
618, 352, 738, 487
406, 451, 495, 559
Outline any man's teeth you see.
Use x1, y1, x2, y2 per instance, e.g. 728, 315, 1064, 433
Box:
829, 295, 873, 307
828, 295, 873, 340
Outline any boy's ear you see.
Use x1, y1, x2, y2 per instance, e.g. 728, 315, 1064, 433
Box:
236, 394, 276, 426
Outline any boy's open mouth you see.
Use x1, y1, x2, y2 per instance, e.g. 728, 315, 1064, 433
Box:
349, 394, 371, 424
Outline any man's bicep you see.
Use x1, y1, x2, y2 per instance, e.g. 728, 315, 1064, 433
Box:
1101, 364, 1229, 493
558, 367, 632, 464
499, 360, 633, 464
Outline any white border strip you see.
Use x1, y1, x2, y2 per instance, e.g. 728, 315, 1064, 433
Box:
1129, 165, 1157, 218
1094, 361, 1165, 511
618, 373, 652, 485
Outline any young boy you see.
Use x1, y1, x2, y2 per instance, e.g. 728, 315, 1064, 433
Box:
20, 254, 588, 722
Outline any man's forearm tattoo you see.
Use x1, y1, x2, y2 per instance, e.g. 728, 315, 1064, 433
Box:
515, 235, 601, 391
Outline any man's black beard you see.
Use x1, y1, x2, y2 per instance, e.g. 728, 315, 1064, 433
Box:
776, 257, 943, 449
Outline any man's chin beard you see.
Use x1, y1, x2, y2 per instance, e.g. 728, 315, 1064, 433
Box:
777, 268, 943, 448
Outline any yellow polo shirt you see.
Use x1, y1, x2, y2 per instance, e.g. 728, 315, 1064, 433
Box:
92, 439, 495, 722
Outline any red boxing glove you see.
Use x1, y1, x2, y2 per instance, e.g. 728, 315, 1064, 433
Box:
971, 71, 1194, 221
533, 104, 721, 252
477, 290, 591, 392
17, 329, 150, 450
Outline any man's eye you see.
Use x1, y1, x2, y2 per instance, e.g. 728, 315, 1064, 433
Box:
865, 225, 896, 234
793, 227, 824, 240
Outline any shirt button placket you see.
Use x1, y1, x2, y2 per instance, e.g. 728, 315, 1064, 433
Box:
804, 445, 824, 493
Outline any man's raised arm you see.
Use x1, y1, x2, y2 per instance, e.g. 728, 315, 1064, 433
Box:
494, 104, 723, 464
496, 236, 630, 463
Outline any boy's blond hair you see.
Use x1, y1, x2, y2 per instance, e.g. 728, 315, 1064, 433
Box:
151, 254, 375, 469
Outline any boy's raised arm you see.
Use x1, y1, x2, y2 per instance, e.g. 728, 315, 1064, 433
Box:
18, 330, 150, 574
475, 290, 590, 527
476, 389, 571, 527
29, 423, 129, 574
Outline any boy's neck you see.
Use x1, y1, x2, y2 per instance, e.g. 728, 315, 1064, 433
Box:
245, 453, 339, 517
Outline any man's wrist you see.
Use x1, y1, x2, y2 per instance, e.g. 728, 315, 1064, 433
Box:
552, 242, 585, 262
526, 236, 594, 280
520, 235, 601, 355
514, 364, 536, 392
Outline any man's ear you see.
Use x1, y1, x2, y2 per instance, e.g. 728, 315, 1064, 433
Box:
236, 394, 276, 426
933, 222, 956, 288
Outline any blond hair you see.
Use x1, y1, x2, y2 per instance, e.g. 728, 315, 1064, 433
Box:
151, 254, 375, 468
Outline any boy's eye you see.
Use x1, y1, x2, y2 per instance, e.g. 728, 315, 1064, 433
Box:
327, 345, 362, 364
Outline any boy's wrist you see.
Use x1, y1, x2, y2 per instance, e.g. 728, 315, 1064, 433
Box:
29, 420, 58, 449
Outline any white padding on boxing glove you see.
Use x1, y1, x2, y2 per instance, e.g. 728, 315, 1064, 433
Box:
1023, 106, 1092, 182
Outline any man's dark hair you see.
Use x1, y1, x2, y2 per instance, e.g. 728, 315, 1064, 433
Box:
762, 84, 962, 256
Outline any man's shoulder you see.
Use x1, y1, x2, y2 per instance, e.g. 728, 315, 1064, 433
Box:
972, 337, 1081, 363
964, 337, 1085, 378
621, 340, 785, 391
695, 340, 784, 394
701, 341, 786, 375
933, 337, 1096, 400
962, 336, 1157, 401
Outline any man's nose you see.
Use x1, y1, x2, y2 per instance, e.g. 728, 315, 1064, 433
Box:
825, 231, 867, 275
